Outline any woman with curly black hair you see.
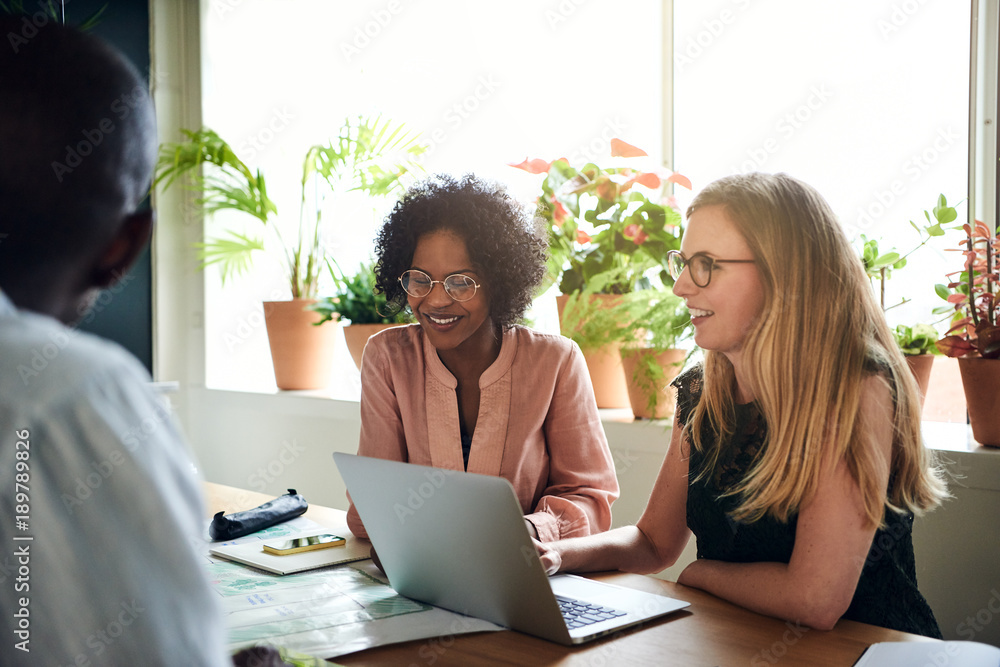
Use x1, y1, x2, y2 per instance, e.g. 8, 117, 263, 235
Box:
345, 173, 619, 543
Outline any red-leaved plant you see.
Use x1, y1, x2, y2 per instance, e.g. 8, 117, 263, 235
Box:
510, 139, 691, 296
935, 208, 1000, 359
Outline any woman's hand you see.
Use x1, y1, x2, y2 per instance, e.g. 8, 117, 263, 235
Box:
533, 537, 562, 575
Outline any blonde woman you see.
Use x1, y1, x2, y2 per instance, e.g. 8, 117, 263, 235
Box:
536, 172, 948, 637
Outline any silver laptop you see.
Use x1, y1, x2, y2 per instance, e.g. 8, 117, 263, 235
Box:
334, 453, 689, 645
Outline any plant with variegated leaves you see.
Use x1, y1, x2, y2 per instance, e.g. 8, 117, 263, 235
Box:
934, 194, 1000, 359
510, 139, 691, 295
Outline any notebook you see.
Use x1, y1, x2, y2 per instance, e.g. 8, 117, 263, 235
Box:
334, 452, 690, 645
853, 641, 1000, 666
210, 531, 370, 575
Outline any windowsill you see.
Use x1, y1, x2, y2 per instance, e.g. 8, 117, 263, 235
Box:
190, 381, 993, 455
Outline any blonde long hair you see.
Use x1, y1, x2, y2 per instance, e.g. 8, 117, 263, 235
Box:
687, 173, 947, 527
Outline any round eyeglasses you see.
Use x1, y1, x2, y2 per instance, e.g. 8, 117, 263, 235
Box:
666, 250, 755, 288
399, 269, 481, 302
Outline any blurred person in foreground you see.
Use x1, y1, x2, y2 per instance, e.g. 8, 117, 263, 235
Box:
0, 16, 289, 666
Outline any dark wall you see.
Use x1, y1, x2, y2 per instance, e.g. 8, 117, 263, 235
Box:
70, 0, 153, 372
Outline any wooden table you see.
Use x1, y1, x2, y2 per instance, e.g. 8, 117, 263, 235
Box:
206, 483, 931, 666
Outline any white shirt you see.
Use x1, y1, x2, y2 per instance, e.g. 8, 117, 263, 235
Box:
0, 292, 230, 666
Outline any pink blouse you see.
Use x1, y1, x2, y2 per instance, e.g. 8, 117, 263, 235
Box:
345, 324, 619, 542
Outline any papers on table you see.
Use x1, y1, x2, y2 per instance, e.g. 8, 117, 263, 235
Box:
203, 516, 501, 658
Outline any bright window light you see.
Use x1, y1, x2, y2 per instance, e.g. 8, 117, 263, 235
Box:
673, 0, 970, 331
199, 1, 970, 405
201, 0, 663, 393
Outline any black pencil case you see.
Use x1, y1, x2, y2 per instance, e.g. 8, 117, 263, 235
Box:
209, 488, 308, 541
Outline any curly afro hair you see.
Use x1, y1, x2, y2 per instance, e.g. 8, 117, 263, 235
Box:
374, 173, 547, 331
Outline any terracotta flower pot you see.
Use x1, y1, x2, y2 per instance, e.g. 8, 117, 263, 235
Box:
905, 354, 935, 410
957, 357, 1000, 447
263, 299, 337, 390
620, 348, 687, 420
555, 294, 630, 409
580, 345, 630, 409
343, 323, 405, 371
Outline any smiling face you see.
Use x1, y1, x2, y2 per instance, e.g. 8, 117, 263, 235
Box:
672, 204, 765, 367
408, 230, 496, 360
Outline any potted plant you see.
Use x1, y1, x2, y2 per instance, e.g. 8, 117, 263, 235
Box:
617, 289, 692, 420
858, 234, 939, 403
154, 116, 425, 389
510, 139, 690, 407
892, 323, 940, 406
558, 268, 691, 419
934, 198, 1000, 445
309, 261, 413, 371
857, 196, 959, 404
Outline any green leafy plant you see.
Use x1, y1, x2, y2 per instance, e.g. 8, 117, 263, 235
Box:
154, 115, 425, 300
893, 323, 941, 356
857, 196, 955, 355
510, 138, 690, 295
309, 261, 412, 326
934, 194, 999, 358
557, 274, 634, 354
859, 235, 908, 310
619, 289, 692, 417
560, 268, 691, 416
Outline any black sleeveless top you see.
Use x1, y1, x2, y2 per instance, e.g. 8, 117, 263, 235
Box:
672, 365, 941, 638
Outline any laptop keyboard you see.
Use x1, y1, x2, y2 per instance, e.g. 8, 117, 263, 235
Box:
555, 594, 627, 629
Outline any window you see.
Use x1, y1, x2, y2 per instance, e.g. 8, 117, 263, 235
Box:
673, 0, 970, 328
672, 0, 972, 421
200, 0, 663, 394
195, 1, 975, 415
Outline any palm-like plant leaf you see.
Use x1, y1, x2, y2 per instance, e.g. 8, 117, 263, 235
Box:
195, 231, 266, 283
304, 116, 426, 197
156, 118, 425, 299
156, 129, 274, 223
198, 174, 277, 224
